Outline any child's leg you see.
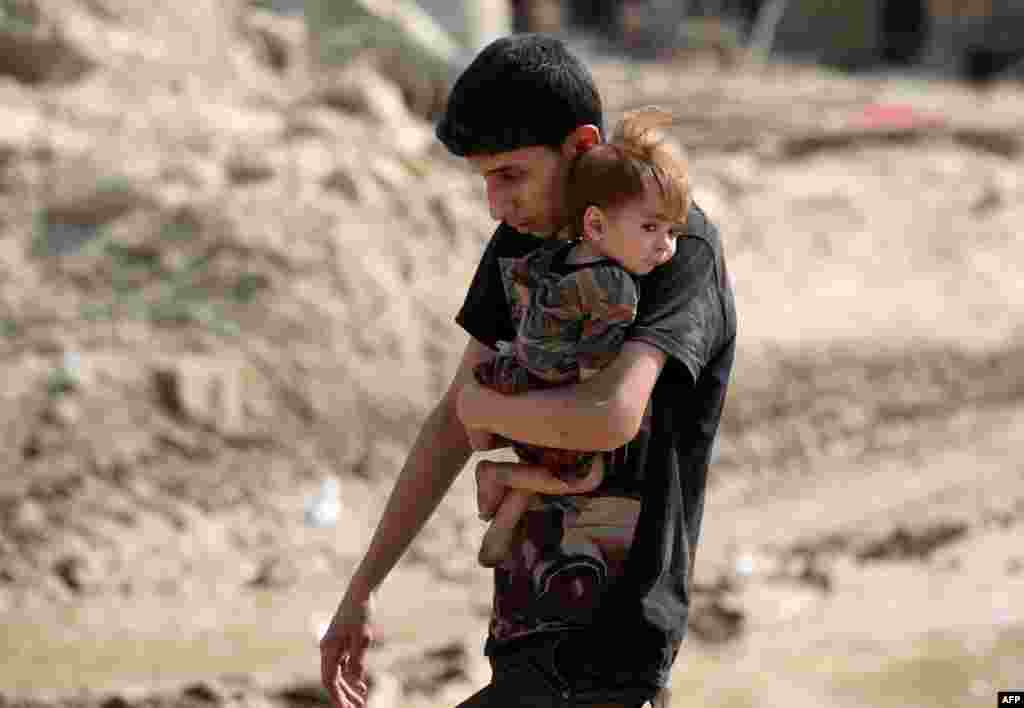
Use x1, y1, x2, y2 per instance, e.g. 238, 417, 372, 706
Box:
476, 456, 605, 568
479, 454, 605, 499
478, 487, 533, 567
475, 461, 509, 521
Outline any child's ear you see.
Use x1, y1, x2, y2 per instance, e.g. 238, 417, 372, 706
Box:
583, 205, 604, 240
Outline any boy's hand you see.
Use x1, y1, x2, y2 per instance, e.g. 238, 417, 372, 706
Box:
320, 591, 373, 708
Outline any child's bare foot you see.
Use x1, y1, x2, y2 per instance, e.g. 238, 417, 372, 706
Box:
478, 489, 532, 567
479, 521, 521, 567
475, 461, 506, 521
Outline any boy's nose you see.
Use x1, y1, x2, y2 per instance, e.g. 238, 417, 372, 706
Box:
485, 182, 516, 222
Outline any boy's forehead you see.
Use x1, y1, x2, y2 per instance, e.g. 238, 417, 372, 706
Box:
468, 146, 557, 174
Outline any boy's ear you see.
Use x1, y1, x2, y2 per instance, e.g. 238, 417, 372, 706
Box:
562, 124, 601, 160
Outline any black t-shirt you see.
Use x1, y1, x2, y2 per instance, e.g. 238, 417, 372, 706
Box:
456, 203, 736, 689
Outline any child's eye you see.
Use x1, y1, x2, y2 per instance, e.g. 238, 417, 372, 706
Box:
643, 223, 658, 232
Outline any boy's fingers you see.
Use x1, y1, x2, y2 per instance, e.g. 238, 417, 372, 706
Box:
347, 633, 370, 680
320, 641, 345, 707
337, 673, 367, 708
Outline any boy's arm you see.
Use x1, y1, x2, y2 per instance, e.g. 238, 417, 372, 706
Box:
344, 336, 493, 601
322, 337, 494, 708
322, 337, 495, 707
457, 339, 667, 452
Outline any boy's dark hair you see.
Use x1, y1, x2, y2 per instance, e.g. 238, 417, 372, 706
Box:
436, 34, 604, 157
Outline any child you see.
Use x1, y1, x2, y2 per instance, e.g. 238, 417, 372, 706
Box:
473, 106, 691, 566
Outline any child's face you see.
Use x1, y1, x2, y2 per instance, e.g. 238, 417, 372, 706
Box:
589, 176, 680, 275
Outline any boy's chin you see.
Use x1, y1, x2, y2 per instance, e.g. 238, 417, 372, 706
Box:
510, 218, 561, 237
509, 220, 538, 234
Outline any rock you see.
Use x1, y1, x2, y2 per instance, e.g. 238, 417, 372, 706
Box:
390, 641, 471, 697
317, 59, 410, 125
153, 357, 274, 441
688, 595, 746, 643
425, 189, 493, 246
0, 0, 95, 85
182, 680, 224, 704
224, 145, 276, 185
99, 695, 134, 708
306, 0, 461, 119
274, 680, 332, 708
43, 162, 148, 229
284, 139, 338, 184
0, 98, 43, 162
219, 189, 333, 269
0, 389, 44, 472
44, 397, 81, 427
321, 164, 386, 207
855, 520, 970, 562
86, 419, 158, 480
353, 440, 407, 481
970, 182, 1003, 215
52, 554, 94, 594
416, 0, 511, 54
7, 499, 48, 539
242, 9, 308, 78
368, 156, 415, 194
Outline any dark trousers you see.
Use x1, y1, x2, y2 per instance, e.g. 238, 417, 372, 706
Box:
453, 634, 656, 708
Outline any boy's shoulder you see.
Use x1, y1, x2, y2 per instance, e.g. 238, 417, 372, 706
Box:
498, 233, 571, 280
681, 202, 721, 252
490, 222, 547, 259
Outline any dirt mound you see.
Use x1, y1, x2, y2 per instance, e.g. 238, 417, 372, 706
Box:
3, 4, 1024, 707
0, 0, 492, 606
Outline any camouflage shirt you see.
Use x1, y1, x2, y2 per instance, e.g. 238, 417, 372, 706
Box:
498, 238, 639, 385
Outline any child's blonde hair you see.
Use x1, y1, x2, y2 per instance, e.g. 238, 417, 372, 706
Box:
565, 106, 690, 240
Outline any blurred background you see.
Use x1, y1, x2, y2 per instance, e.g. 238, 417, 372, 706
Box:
1, 1, 1022, 707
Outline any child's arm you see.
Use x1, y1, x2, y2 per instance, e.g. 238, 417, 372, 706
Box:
460, 266, 643, 450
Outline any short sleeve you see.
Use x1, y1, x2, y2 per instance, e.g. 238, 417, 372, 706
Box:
630, 213, 724, 384
573, 265, 639, 372
455, 224, 542, 350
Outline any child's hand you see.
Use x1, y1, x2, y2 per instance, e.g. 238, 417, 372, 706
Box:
467, 427, 496, 452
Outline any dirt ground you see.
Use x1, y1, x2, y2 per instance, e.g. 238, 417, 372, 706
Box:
1, 4, 1023, 708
